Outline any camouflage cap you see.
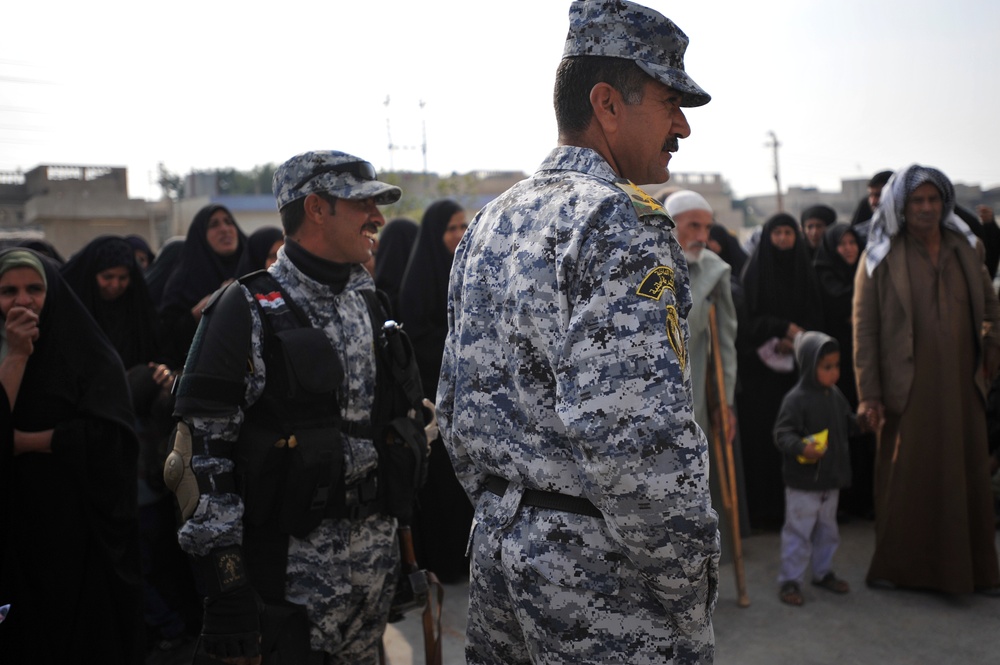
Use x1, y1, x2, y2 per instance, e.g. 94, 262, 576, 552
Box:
563, 0, 710, 107
272, 150, 402, 210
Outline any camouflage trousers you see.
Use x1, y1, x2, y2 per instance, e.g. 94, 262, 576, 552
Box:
465, 490, 714, 665
285, 514, 399, 665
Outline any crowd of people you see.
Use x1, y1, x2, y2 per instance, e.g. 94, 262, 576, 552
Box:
0, 211, 288, 662
2, 1, 999, 664
709, 166, 1000, 607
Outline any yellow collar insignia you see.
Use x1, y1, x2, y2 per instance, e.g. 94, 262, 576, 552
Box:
615, 180, 672, 222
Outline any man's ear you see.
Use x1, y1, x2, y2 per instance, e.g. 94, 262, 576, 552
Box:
302, 193, 327, 223
589, 82, 620, 135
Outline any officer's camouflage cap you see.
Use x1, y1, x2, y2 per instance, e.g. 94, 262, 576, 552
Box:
272, 150, 402, 210
563, 0, 710, 107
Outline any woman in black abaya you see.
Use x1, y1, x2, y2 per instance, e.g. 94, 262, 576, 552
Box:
0, 248, 143, 664
813, 223, 863, 407
63, 234, 204, 648
736, 213, 824, 529
61, 235, 160, 370
813, 222, 875, 519
374, 217, 419, 317
158, 204, 246, 369
235, 225, 284, 276
398, 199, 472, 582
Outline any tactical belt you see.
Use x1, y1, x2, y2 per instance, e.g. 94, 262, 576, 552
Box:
485, 475, 603, 519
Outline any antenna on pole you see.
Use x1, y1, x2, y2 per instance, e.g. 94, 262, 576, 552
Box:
766, 130, 783, 212
419, 99, 427, 174
384, 95, 394, 171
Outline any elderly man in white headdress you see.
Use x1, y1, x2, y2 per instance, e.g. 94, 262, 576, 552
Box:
854, 164, 1000, 595
665, 189, 746, 563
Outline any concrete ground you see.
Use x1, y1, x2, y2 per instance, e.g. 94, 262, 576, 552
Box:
384, 521, 1000, 664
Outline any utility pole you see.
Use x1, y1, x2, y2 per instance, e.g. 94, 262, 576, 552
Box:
384, 96, 428, 173
384, 95, 394, 172
766, 130, 783, 212
419, 99, 427, 174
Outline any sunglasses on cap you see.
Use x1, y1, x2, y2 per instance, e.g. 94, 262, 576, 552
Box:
292, 160, 378, 192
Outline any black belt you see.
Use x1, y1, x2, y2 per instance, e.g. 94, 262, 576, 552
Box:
485, 475, 603, 519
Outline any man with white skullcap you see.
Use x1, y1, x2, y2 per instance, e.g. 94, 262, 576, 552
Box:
664, 190, 745, 568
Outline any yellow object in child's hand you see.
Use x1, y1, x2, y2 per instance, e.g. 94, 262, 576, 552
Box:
796, 429, 829, 464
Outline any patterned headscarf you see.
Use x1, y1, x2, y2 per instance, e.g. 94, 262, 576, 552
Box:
0, 249, 48, 292
864, 164, 977, 275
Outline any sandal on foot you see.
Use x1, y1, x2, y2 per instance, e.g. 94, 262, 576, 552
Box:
779, 581, 804, 606
812, 572, 850, 594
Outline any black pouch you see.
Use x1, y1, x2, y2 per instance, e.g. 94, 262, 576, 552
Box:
271, 327, 343, 402
278, 427, 344, 538
240, 434, 291, 529
244, 327, 345, 535
378, 416, 429, 525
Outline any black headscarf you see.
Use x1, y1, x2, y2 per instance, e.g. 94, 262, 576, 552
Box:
709, 224, 748, 275
124, 234, 156, 267
17, 239, 65, 265
374, 217, 419, 317
850, 198, 873, 227
60, 235, 159, 368
741, 213, 824, 333
235, 226, 284, 277
398, 199, 464, 397
159, 204, 247, 313
813, 223, 862, 300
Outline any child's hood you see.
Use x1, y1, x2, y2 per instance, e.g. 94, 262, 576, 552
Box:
793, 330, 836, 390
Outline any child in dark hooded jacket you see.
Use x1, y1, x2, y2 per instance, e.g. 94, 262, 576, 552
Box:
773, 331, 860, 605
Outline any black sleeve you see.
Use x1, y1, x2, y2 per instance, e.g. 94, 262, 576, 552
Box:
173, 282, 254, 420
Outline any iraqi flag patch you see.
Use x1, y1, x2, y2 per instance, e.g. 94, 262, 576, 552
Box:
254, 291, 286, 310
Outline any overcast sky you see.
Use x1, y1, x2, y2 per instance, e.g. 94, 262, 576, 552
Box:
2, 0, 997, 202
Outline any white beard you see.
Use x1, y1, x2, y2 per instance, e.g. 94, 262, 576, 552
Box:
683, 249, 702, 265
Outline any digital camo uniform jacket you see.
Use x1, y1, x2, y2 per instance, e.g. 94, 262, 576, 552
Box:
437, 146, 721, 665
174, 248, 398, 660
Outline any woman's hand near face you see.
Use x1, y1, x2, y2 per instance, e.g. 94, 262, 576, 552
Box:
5, 306, 40, 357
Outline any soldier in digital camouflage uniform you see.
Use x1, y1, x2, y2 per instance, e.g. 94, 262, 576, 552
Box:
166, 151, 404, 665
436, 2, 720, 663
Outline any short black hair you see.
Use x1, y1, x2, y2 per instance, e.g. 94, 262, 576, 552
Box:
279, 191, 337, 236
868, 170, 893, 189
554, 56, 650, 137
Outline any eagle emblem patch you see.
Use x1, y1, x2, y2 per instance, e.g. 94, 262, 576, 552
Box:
637, 266, 675, 301
637, 267, 686, 371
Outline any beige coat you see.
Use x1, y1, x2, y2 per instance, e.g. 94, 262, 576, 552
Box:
853, 229, 1000, 415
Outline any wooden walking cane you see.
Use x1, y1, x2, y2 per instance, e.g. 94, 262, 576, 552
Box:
389, 526, 444, 665
708, 304, 750, 607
